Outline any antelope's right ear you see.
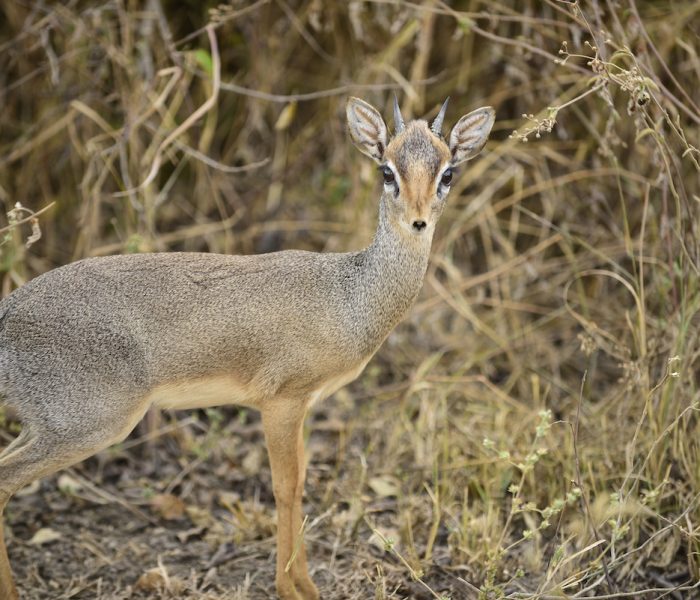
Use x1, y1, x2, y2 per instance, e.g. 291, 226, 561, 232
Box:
449, 107, 495, 166
346, 97, 388, 163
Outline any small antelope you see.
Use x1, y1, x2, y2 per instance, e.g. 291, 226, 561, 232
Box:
0, 96, 494, 599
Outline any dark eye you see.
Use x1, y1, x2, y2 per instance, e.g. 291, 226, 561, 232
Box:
441, 168, 453, 186
382, 166, 395, 185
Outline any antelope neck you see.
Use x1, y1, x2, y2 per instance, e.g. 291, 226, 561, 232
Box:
353, 195, 432, 332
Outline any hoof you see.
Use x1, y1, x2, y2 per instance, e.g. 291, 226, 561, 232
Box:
294, 574, 320, 600
276, 576, 303, 600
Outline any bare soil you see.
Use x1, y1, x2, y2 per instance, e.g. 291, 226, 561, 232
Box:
7, 404, 470, 600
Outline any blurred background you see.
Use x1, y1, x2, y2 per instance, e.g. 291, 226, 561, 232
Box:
0, 1, 699, 598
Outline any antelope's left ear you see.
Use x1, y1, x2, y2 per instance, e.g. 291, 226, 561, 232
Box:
347, 97, 388, 164
449, 107, 495, 166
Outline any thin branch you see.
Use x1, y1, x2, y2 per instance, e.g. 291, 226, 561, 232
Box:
216, 77, 440, 103
174, 0, 271, 47
114, 24, 221, 197
276, 0, 335, 63
628, 0, 700, 118
0, 202, 56, 236
572, 370, 615, 593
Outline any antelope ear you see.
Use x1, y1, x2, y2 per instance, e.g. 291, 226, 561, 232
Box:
346, 97, 388, 163
449, 107, 495, 166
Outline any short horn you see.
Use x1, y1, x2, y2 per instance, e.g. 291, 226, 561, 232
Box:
393, 94, 405, 134
430, 97, 450, 136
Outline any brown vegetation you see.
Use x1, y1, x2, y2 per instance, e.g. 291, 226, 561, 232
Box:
1, 1, 699, 598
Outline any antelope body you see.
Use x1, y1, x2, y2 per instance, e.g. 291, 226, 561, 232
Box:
0, 97, 494, 599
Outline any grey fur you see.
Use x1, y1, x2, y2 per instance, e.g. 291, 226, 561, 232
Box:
0, 214, 425, 441
393, 121, 442, 180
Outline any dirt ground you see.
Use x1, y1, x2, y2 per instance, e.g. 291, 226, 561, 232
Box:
6, 402, 472, 600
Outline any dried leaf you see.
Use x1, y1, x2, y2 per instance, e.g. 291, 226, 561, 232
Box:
25, 217, 41, 248
176, 526, 206, 544
368, 476, 400, 498
28, 528, 62, 546
186, 504, 215, 528
275, 102, 297, 131
151, 493, 185, 520
241, 446, 263, 476
135, 569, 167, 592
57, 474, 83, 495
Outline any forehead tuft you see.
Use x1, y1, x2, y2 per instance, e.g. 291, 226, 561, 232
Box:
386, 120, 450, 179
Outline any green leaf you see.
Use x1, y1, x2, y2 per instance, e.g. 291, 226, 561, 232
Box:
458, 17, 474, 32
193, 48, 213, 76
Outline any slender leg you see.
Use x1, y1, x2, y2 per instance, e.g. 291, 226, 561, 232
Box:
0, 434, 109, 599
262, 402, 319, 600
0, 430, 35, 600
0, 397, 148, 600
0, 499, 17, 600
289, 426, 319, 599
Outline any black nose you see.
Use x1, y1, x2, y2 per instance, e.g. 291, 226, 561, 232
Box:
412, 220, 427, 231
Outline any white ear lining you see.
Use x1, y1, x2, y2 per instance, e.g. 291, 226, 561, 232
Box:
449, 107, 495, 166
347, 97, 388, 163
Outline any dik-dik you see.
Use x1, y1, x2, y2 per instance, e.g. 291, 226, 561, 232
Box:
0, 96, 494, 599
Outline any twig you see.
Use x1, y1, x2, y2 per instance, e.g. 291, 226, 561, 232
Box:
174, 0, 271, 46
276, 0, 335, 63
65, 468, 158, 526
0, 202, 56, 235
628, 0, 700, 118
571, 370, 615, 592
216, 77, 441, 103
114, 24, 221, 197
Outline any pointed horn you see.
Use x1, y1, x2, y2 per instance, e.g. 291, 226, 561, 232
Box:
431, 97, 450, 135
393, 94, 405, 134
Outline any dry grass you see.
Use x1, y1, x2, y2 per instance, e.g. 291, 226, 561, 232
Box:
1, 1, 699, 598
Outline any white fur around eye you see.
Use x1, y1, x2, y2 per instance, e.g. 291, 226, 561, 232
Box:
436, 167, 452, 198
381, 162, 399, 195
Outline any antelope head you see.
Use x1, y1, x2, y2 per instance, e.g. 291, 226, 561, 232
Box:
347, 95, 495, 236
